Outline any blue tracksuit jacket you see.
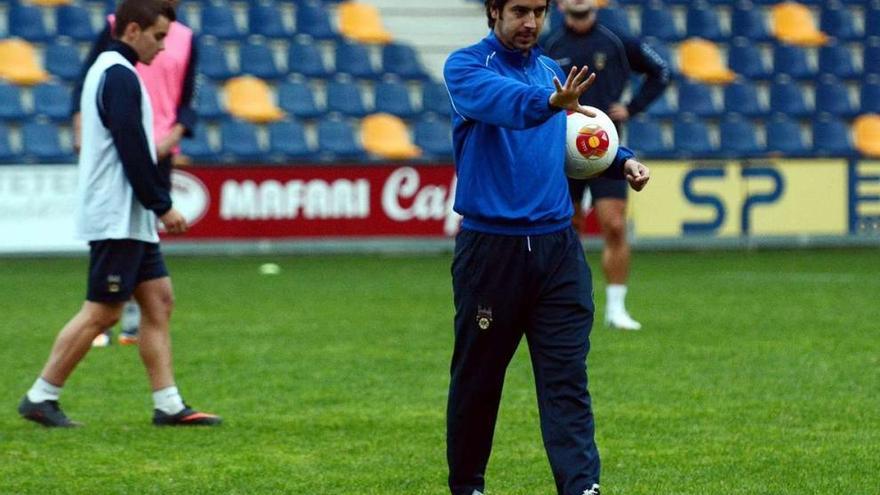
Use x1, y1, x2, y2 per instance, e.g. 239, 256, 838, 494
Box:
444, 31, 634, 236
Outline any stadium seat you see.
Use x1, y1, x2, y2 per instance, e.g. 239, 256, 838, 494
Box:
867, 6, 880, 38
180, 124, 218, 162
421, 81, 452, 117
22, 122, 74, 163
248, 3, 290, 39
335, 42, 382, 80
374, 80, 418, 119
728, 39, 773, 80
773, 44, 818, 80
860, 77, 880, 114
645, 41, 677, 79
0, 39, 51, 85
240, 40, 283, 80
624, 117, 670, 157
818, 42, 859, 80
814, 77, 857, 118
812, 116, 854, 156
277, 80, 324, 119
224, 76, 285, 123
766, 116, 808, 156
295, 1, 338, 40
195, 80, 225, 120
338, 1, 393, 44
0, 83, 31, 121
678, 38, 736, 84
0, 124, 20, 164
288, 39, 332, 79
864, 39, 880, 76
56, 5, 97, 41
33, 83, 72, 122
201, 5, 245, 40
326, 79, 369, 118
268, 120, 314, 161
9, 4, 51, 42
686, 5, 726, 42
640, 5, 682, 41
220, 120, 264, 161
597, 7, 632, 36
29, 0, 73, 5
673, 117, 716, 157
317, 116, 364, 160
724, 80, 766, 118
853, 114, 880, 157
771, 2, 828, 46
769, 78, 812, 118
361, 113, 421, 160
731, 5, 772, 42
677, 80, 720, 118
819, 4, 860, 41
413, 116, 453, 158
197, 39, 237, 80
719, 116, 763, 158
645, 90, 676, 118
44, 42, 83, 81
382, 43, 430, 81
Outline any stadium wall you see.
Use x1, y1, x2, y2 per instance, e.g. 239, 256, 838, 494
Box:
1, 160, 878, 256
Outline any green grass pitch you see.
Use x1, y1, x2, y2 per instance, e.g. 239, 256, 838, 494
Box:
1, 249, 878, 494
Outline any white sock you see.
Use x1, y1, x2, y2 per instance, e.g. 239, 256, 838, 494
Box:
27, 377, 62, 403
152, 386, 186, 415
606, 284, 628, 317
121, 301, 141, 333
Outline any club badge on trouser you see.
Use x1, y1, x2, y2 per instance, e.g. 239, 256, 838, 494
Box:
476, 305, 493, 330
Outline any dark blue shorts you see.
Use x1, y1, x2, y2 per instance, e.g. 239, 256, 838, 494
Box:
568, 175, 628, 204
87, 239, 168, 303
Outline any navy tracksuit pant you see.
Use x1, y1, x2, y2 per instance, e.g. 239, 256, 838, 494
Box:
447, 227, 599, 495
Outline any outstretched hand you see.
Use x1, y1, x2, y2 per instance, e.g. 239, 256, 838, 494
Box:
549, 66, 597, 117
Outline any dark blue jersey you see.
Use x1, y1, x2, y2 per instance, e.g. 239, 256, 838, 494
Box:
541, 22, 669, 116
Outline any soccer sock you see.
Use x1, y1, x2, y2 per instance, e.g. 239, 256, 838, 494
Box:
27, 377, 62, 403
606, 284, 628, 317
121, 301, 141, 334
152, 386, 186, 415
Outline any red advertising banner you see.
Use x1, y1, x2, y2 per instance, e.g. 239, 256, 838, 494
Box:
168, 164, 462, 239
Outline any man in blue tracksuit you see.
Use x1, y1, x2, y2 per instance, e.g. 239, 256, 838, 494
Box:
444, 1, 650, 494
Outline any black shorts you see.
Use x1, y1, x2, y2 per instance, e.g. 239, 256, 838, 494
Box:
87, 239, 169, 303
568, 175, 628, 204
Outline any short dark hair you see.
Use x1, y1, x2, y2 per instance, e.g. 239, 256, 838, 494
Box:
484, 0, 552, 28
114, 0, 176, 38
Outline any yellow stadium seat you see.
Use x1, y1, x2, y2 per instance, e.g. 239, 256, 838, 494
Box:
362, 113, 422, 160
853, 114, 880, 157
678, 38, 736, 84
0, 38, 50, 86
771, 2, 828, 47
27, 0, 73, 5
224, 76, 285, 123
338, 2, 394, 44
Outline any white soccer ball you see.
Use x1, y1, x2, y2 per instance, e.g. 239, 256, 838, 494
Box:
564, 107, 619, 179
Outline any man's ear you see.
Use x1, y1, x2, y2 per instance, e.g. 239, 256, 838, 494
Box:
121, 21, 141, 41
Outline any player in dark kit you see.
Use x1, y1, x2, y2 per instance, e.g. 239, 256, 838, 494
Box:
542, 0, 669, 330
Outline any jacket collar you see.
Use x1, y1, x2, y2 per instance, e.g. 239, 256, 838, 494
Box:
108, 40, 139, 66
484, 30, 543, 66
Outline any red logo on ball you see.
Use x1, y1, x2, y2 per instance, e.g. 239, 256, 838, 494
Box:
575, 124, 610, 159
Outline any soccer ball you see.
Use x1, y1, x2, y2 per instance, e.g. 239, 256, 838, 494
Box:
564, 107, 619, 179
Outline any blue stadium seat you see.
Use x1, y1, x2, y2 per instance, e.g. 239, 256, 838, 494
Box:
820, 4, 860, 41
640, 5, 682, 41
277, 80, 324, 119
731, 6, 772, 42
421, 81, 452, 117
414, 116, 452, 158
0, 83, 29, 121
625, 117, 670, 157
335, 42, 381, 80
56, 5, 97, 41
719, 116, 763, 159
295, 1, 338, 40
382, 43, 430, 81
326, 79, 369, 118
677, 81, 719, 118
317, 116, 364, 160
201, 5, 244, 40
815, 77, 857, 118
673, 118, 716, 158
33, 83, 72, 122
9, 4, 51, 42
180, 124, 218, 162
724, 80, 766, 118
248, 3, 290, 39
860, 76, 880, 114
597, 7, 632, 37
644, 41, 677, 79
868, 7, 880, 38
686, 5, 726, 41
374, 80, 418, 119
645, 90, 676, 119
269, 120, 314, 161
769, 78, 811, 118
766, 117, 808, 156
220, 120, 264, 161
728, 40, 772, 80
240, 40, 283, 80
818, 43, 859, 80
195, 80, 225, 120
864, 39, 880, 76
197, 39, 237, 80
812, 116, 854, 157
288, 39, 331, 79
0, 124, 20, 164
773, 44, 817, 80
44, 42, 83, 82
22, 122, 74, 163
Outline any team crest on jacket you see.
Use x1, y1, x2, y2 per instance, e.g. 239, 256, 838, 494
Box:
594, 52, 607, 71
476, 305, 493, 330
